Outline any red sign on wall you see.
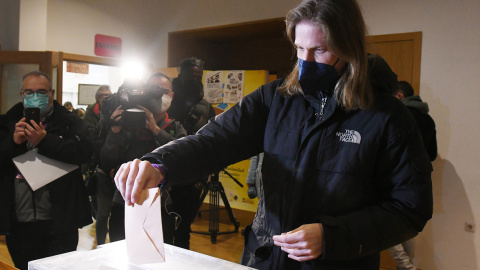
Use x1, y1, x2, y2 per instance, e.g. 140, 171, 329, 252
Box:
94, 34, 122, 58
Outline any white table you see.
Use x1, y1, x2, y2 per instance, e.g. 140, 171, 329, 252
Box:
29, 240, 255, 270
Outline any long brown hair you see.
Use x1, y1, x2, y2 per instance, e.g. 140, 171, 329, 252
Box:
280, 0, 373, 111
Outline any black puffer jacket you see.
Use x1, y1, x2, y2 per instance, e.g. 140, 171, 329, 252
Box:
142, 55, 433, 269
0, 101, 93, 234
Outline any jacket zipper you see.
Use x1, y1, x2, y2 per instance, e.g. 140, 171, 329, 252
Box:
320, 97, 327, 116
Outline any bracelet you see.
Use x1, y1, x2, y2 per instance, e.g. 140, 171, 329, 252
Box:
151, 163, 166, 185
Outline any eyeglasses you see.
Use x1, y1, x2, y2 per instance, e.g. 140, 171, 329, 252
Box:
97, 94, 111, 99
21, 89, 50, 97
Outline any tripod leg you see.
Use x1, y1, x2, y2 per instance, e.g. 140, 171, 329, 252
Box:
218, 183, 240, 232
209, 182, 219, 244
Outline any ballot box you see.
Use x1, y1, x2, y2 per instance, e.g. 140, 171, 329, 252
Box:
28, 240, 255, 270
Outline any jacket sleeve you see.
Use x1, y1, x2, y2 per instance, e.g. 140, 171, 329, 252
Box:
36, 113, 93, 165
317, 104, 433, 260
82, 106, 97, 138
152, 121, 186, 146
100, 128, 128, 173
142, 81, 280, 186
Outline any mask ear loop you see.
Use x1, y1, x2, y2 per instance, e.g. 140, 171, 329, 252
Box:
332, 58, 340, 68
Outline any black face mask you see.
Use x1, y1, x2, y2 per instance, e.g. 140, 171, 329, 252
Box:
298, 58, 341, 95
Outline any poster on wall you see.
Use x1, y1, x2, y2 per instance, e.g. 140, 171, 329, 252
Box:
78, 84, 101, 105
223, 71, 245, 104
204, 71, 224, 103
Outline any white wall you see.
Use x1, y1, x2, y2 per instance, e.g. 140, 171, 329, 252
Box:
19, 0, 48, 51
358, 1, 480, 269
14, 0, 480, 269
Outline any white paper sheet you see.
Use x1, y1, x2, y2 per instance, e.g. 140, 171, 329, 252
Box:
12, 148, 79, 191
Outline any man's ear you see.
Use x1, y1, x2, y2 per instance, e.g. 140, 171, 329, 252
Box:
171, 92, 174, 99
395, 92, 404, 100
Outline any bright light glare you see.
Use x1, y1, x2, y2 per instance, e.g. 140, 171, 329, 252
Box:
121, 59, 147, 81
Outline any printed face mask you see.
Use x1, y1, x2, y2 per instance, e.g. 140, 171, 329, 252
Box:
24, 93, 50, 114
298, 58, 340, 95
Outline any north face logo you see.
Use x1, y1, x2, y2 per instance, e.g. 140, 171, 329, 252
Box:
336, 129, 361, 144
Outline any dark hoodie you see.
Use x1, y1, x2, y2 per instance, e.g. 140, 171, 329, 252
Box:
403, 95, 437, 161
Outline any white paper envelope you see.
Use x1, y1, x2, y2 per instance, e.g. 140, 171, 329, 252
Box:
12, 149, 79, 191
125, 187, 165, 264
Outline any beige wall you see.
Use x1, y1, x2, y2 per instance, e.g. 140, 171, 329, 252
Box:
0, 0, 20, 50
11, 0, 480, 269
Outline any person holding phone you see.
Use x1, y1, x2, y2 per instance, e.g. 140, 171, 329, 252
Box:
0, 71, 93, 270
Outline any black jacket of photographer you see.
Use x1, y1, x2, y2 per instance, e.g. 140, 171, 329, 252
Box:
168, 77, 215, 135
100, 113, 186, 181
0, 101, 93, 234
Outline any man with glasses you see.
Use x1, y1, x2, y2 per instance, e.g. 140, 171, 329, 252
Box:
0, 71, 93, 270
81, 85, 113, 245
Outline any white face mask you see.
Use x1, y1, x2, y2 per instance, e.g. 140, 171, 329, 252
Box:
160, 94, 172, 113
149, 93, 172, 114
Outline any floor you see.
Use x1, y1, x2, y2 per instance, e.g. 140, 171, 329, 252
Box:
0, 206, 397, 269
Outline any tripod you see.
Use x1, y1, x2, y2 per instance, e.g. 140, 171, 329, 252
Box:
192, 170, 242, 244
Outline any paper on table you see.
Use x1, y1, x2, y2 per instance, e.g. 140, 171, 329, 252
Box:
12, 148, 79, 191
125, 187, 165, 264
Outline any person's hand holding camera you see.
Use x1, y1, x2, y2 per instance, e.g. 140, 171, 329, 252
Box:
138, 105, 161, 135
110, 105, 124, 133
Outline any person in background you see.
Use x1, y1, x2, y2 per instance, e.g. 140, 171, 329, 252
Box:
81, 85, 113, 245
63, 101, 74, 112
114, 0, 434, 269
389, 81, 437, 270
74, 107, 86, 118
394, 80, 437, 161
168, 57, 216, 135
100, 73, 186, 242
0, 71, 93, 270
83, 85, 112, 136
163, 57, 217, 249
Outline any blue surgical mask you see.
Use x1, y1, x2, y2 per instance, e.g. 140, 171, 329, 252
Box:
298, 58, 341, 95
24, 93, 50, 114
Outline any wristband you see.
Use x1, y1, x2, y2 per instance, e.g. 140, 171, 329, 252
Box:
151, 163, 166, 185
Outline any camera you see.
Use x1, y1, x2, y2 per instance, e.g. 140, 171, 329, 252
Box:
103, 80, 163, 128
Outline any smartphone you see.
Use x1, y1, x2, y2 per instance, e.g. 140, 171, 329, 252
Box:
24, 107, 40, 127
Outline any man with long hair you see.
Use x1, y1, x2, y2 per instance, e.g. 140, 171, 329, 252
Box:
113, 1, 433, 269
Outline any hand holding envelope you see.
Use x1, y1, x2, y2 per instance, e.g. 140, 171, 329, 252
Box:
125, 187, 165, 264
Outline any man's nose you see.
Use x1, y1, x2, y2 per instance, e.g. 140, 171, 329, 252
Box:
298, 50, 315, 62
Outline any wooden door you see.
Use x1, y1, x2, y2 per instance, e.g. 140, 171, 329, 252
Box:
367, 31, 422, 94
0, 51, 56, 113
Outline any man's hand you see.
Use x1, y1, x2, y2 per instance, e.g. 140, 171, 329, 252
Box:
24, 120, 47, 146
138, 105, 161, 135
13, 118, 28, 145
273, 223, 324, 262
114, 159, 163, 206
110, 105, 124, 133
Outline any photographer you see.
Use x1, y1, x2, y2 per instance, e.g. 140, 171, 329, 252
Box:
168, 57, 215, 135
100, 73, 186, 242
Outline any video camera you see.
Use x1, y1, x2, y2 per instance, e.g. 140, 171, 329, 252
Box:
102, 80, 166, 128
